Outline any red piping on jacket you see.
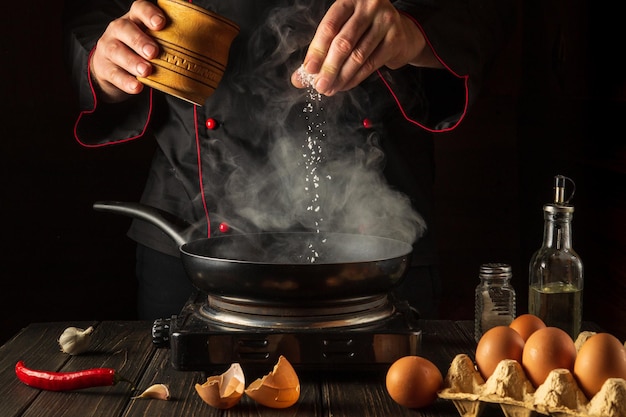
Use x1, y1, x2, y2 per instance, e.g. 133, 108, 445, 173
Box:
382, 12, 470, 132
73, 47, 153, 148
188, 0, 212, 238
193, 105, 212, 238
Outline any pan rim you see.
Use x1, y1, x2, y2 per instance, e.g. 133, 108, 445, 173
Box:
180, 231, 413, 265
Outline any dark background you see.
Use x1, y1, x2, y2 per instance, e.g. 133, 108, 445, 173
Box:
1, 0, 624, 344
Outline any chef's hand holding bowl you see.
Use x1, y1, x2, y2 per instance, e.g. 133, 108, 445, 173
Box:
89, 0, 239, 105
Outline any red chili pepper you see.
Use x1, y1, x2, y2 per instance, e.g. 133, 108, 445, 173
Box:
15, 361, 133, 392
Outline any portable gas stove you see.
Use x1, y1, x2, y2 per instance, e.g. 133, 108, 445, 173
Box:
152, 291, 421, 372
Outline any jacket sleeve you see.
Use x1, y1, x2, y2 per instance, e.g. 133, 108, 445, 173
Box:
62, 0, 152, 147
392, 0, 517, 130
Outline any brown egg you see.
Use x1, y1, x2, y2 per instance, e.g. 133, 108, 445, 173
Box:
573, 332, 626, 399
522, 326, 577, 387
195, 362, 245, 409
475, 326, 525, 380
509, 314, 547, 341
385, 355, 443, 409
245, 355, 300, 408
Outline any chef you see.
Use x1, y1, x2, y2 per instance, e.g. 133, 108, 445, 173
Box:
63, 0, 516, 320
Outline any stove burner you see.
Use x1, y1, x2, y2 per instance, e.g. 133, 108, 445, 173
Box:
200, 294, 396, 329
153, 291, 422, 371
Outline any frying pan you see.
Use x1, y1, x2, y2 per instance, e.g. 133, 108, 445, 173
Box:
93, 201, 413, 302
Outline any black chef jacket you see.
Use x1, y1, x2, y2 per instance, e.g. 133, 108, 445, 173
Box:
63, 0, 515, 267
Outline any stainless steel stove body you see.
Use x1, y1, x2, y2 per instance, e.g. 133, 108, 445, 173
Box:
152, 291, 422, 372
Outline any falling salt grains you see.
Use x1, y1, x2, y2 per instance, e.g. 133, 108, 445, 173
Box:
297, 65, 329, 263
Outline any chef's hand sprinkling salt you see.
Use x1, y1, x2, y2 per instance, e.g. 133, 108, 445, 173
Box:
58, 326, 94, 355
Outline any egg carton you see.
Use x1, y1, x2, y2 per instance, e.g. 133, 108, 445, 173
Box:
438, 332, 626, 417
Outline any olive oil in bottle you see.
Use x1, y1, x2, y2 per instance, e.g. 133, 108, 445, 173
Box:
528, 175, 583, 340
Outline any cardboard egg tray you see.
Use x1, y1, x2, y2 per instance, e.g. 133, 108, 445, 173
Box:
437, 332, 626, 417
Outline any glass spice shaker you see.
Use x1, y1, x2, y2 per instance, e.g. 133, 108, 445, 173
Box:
474, 263, 516, 342
528, 175, 583, 340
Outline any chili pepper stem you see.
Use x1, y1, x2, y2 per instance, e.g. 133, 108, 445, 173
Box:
115, 374, 136, 391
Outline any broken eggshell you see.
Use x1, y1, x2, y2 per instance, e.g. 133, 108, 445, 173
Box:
195, 363, 245, 409
245, 355, 300, 408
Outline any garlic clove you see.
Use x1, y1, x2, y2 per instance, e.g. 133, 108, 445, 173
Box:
132, 383, 171, 400
58, 326, 94, 355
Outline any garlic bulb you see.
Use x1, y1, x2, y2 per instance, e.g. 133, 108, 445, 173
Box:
58, 326, 94, 355
132, 384, 171, 400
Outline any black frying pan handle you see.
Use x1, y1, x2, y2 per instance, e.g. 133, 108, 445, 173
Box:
93, 201, 192, 247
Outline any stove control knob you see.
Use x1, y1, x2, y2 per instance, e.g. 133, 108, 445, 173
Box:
152, 318, 171, 348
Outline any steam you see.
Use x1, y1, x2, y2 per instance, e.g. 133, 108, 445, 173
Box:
202, 0, 426, 245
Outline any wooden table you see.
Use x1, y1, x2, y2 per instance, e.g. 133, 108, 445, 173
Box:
0, 320, 600, 417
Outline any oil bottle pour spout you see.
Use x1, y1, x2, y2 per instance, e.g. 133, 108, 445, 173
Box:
554, 175, 576, 205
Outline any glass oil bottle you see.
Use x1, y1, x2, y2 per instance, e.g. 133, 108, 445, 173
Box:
528, 175, 583, 340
